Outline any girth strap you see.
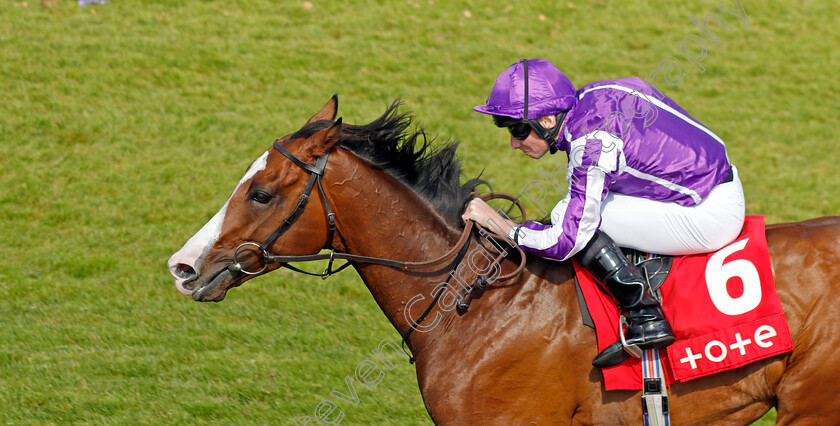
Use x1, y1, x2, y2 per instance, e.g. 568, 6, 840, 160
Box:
642, 349, 670, 426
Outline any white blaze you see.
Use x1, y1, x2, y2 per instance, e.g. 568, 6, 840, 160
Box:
169, 151, 269, 294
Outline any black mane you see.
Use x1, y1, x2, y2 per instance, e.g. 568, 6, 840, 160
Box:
290, 101, 485, 222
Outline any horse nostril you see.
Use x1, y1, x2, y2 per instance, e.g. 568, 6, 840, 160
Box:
174, 263, 197, 280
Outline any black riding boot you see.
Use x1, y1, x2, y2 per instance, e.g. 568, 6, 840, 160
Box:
576, 231, 675, 368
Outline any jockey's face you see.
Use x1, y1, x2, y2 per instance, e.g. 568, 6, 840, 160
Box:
509, 130, 551, 159
509, 113, 559, 159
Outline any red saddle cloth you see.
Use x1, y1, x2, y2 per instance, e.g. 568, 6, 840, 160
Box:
574, 215, 794, 390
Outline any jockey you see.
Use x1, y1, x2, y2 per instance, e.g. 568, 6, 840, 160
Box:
463, 59, 746, 367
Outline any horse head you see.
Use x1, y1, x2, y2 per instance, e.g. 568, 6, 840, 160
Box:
168, 96, 344, 302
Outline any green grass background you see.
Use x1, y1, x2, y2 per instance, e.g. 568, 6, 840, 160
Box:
1, 0, 837, 424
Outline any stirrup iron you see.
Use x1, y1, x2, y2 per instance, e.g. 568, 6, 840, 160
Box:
620, 315, 643, 358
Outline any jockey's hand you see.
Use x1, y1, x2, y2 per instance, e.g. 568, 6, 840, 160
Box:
461, 198, 517, 238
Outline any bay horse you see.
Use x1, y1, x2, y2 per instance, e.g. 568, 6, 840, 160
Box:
168, 96, 840, 424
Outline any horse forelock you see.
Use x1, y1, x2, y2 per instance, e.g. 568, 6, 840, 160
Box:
288, 101, 486, 222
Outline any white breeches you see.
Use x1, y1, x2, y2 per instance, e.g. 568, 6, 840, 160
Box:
599, 167, 746, 255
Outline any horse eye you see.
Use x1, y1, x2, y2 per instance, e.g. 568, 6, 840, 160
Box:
249, 190, 273, 205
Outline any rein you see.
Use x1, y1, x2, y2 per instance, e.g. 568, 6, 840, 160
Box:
231, 138, 528, 362
230, 141, 485, 277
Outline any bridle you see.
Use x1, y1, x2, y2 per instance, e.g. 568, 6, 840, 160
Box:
228, 136, 527, 362
229, 138, 349, 278
229, 138, 487, 278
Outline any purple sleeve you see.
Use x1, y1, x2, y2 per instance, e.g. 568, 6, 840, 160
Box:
510, 134, 617, 261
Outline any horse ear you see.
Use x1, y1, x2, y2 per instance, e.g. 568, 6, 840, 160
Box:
305, 94, 339, 125
309, 117, 343, 157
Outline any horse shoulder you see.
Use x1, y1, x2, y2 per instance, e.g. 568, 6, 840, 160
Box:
419, 259, 601, 423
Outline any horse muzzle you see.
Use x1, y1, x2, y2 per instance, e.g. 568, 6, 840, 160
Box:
181, 266, 241, 302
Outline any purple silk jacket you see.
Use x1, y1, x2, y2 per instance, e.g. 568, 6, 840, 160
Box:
511, 77, 732, 261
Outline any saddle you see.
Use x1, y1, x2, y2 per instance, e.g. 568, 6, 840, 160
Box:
574, 215, 793, 390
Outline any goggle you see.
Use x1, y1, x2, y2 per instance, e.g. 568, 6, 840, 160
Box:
493, 115, 533, 140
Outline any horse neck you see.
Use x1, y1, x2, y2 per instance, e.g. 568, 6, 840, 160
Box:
324, 150, 465, 337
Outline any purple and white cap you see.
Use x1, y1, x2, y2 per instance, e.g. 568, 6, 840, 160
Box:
474, 59, 577, 120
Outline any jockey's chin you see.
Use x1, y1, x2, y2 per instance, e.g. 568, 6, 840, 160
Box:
524, 147, 550, 159
510, 133, 551, 159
